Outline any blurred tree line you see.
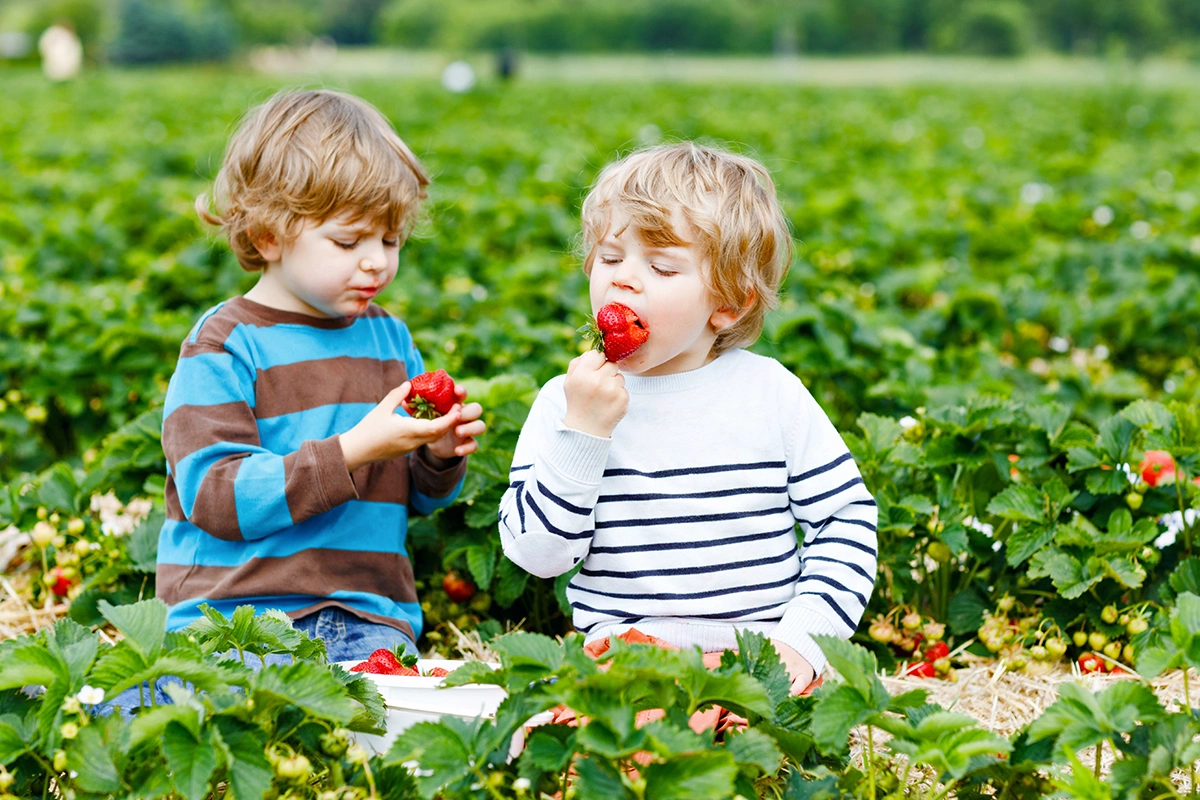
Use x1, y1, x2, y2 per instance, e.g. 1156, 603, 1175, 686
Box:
2, 0, 1198, 63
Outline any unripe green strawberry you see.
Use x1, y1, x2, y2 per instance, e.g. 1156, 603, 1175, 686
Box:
1126, 617, 1149, 636
1073, 631, 1089, 648
997, 595, 1015, 613
1088, 631, 1108, 650
1101, 605, 1118, 624
1103, 641, 1122, 660
1126, 491, 1143, 510
901, 611, 922, 631
1030, 645, 1048, 661
1045, 637, 1068, 659
1123, 643, 1135, 662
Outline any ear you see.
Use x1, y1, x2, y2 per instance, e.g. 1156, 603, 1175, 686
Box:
709, 289, 756, 332
251, 228, 282, 263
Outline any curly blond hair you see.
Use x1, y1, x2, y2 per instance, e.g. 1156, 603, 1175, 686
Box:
580, 142, 793, 355
197, 88, 429, 272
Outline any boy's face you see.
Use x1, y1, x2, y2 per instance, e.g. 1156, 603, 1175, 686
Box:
252, 213, 400, 318
589, 207, 738, 377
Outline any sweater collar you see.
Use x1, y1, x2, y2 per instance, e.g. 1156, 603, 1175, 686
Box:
621, 349, 745, 395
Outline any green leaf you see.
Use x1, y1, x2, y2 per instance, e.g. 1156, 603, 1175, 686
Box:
947, 586, 989, 636
1043, 553, 1104, 599
1169, 559, 1200, 596
857, 413, 903, 456
809, 683, 875, 754
642, 752, 739, 800
986, 484, 1044, 522
1121, 400, 1174, 431
162, 721, 218, 800
494, 554, 530, 607
251, 661, 359, 724
519, 728, 575, 773
29, 462, 80, 513
1098, 415, 1136, 462
126, 508, 163, 573
492, 631, 563, 671
0, 642, 65, 690
98, 597, 167, 660
466, 544, 497, 590
811, 635, 877, 698
724, 727, 783, 775
575, 754, 635, 799
212, 719, 274, 800
386, 721, 474, 795
1100, 555, 1146, 590
1086, 469, 1132, 496
67, 723, 122, 794
0, 718, 31, 762
1005, 523, 1056, 566
1028, 402, 1071, 441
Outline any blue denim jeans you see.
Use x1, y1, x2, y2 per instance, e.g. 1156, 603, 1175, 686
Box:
95, 607, 416, 718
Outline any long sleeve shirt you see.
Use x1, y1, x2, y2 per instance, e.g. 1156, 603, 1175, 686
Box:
156, 296, 466, 640
499, 348, 877, 674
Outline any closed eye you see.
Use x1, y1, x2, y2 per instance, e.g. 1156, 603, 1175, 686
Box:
651, 264, 677, 276
334, 240, 358, 250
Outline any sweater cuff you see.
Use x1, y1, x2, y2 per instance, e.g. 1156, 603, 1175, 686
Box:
770, 604, 843, 676
410, 447, 468, 498
314, 435, 359, 509
544, 421, 611, 486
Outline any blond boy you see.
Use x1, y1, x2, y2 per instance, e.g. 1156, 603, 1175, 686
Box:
155, 89, 485, 658
500, 143, 877, 691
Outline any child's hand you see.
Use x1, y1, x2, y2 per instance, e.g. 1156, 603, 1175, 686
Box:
340, 383, 463, 472
562, 350, 628, 438
770, 639, 817, 695
425, 383, 486, 462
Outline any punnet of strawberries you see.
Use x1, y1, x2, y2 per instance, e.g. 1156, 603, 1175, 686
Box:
348, 644, 451, 677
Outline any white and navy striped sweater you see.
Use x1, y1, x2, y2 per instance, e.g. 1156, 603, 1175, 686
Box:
499, 349, 877, 674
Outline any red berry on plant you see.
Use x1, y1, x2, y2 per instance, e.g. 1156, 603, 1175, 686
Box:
1078, 653, 1103, 673
924, 641, 950, 663
1139, 450, 1176, 487
904, 661, 937, 678
442, 571, 476, 603
403, 370, 458, 420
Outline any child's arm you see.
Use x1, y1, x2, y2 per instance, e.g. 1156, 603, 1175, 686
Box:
772, 386, 879, 680
498, 373, 611, 579
166, 346, 455, 542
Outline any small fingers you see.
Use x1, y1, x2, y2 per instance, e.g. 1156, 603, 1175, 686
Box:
454, 420, 487, 439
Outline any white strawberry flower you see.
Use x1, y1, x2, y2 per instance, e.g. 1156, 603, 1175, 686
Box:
77, 685, 105, 705
899, 416, 917, 430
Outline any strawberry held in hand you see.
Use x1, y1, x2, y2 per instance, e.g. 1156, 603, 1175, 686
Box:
402, 369, 457, 420
582, 302, 649, 362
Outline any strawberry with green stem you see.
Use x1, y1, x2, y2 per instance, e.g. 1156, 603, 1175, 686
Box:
403, 369, 458, 420
350, 643, 420, 675
581, 302, 649, 362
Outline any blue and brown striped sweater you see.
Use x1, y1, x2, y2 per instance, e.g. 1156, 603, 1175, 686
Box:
156, 296, 466, 640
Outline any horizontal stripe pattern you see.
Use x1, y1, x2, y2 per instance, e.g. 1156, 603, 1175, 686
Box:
157, 297, 465, 632
499, 350, 878, 662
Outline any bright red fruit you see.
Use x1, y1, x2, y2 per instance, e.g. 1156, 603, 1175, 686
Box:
350, 645, 419, 675
425, 667, 450, 678
403, 370, 457, 420
1078, 653, 1103, 674
442, 571, 476, 602
583, 302, 649, 362
904, 661, 937, 678
47, 567, 73, 597
923, 641, 950, 663
1140, 450, 1176, 487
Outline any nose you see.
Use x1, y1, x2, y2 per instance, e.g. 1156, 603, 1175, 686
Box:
610, 256, 642, 292
358, 241, 387, 273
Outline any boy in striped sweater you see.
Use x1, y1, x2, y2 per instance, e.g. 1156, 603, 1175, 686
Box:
155, 89, 485, 659
500, 143, 877, 692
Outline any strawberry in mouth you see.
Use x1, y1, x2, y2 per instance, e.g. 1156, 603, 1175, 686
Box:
582, 302, 650, 362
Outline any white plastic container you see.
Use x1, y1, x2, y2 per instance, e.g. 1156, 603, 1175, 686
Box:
338, 658, 552, 759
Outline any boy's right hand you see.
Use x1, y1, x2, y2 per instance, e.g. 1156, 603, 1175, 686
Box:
340, 382, 463, 472
562, 350, 628, 438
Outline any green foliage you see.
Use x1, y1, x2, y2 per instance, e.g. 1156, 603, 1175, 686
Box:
0, 601, 399, 799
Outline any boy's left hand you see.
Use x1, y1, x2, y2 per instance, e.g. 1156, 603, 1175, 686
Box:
424, 384, 485, 462
771, 638, 816, 695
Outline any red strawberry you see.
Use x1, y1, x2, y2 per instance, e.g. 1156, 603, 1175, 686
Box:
1140, 450, 1176, 487
425, 667, 450, 678
442, 571, 476, 603
403, 370, 457, 420
582, 302, 649, 362
355, 645, 420, 675
903, 661, 937, 678
923, 641, 950, 663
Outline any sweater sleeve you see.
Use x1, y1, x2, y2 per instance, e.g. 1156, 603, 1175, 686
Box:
162, 341, 358, 542
498, 379, 611, 579
770, 385, 878, 675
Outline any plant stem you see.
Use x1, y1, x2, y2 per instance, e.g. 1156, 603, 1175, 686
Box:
1177, 479, 1193, 555
1094, 738, 1103, 779
866, 726, 877, 800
